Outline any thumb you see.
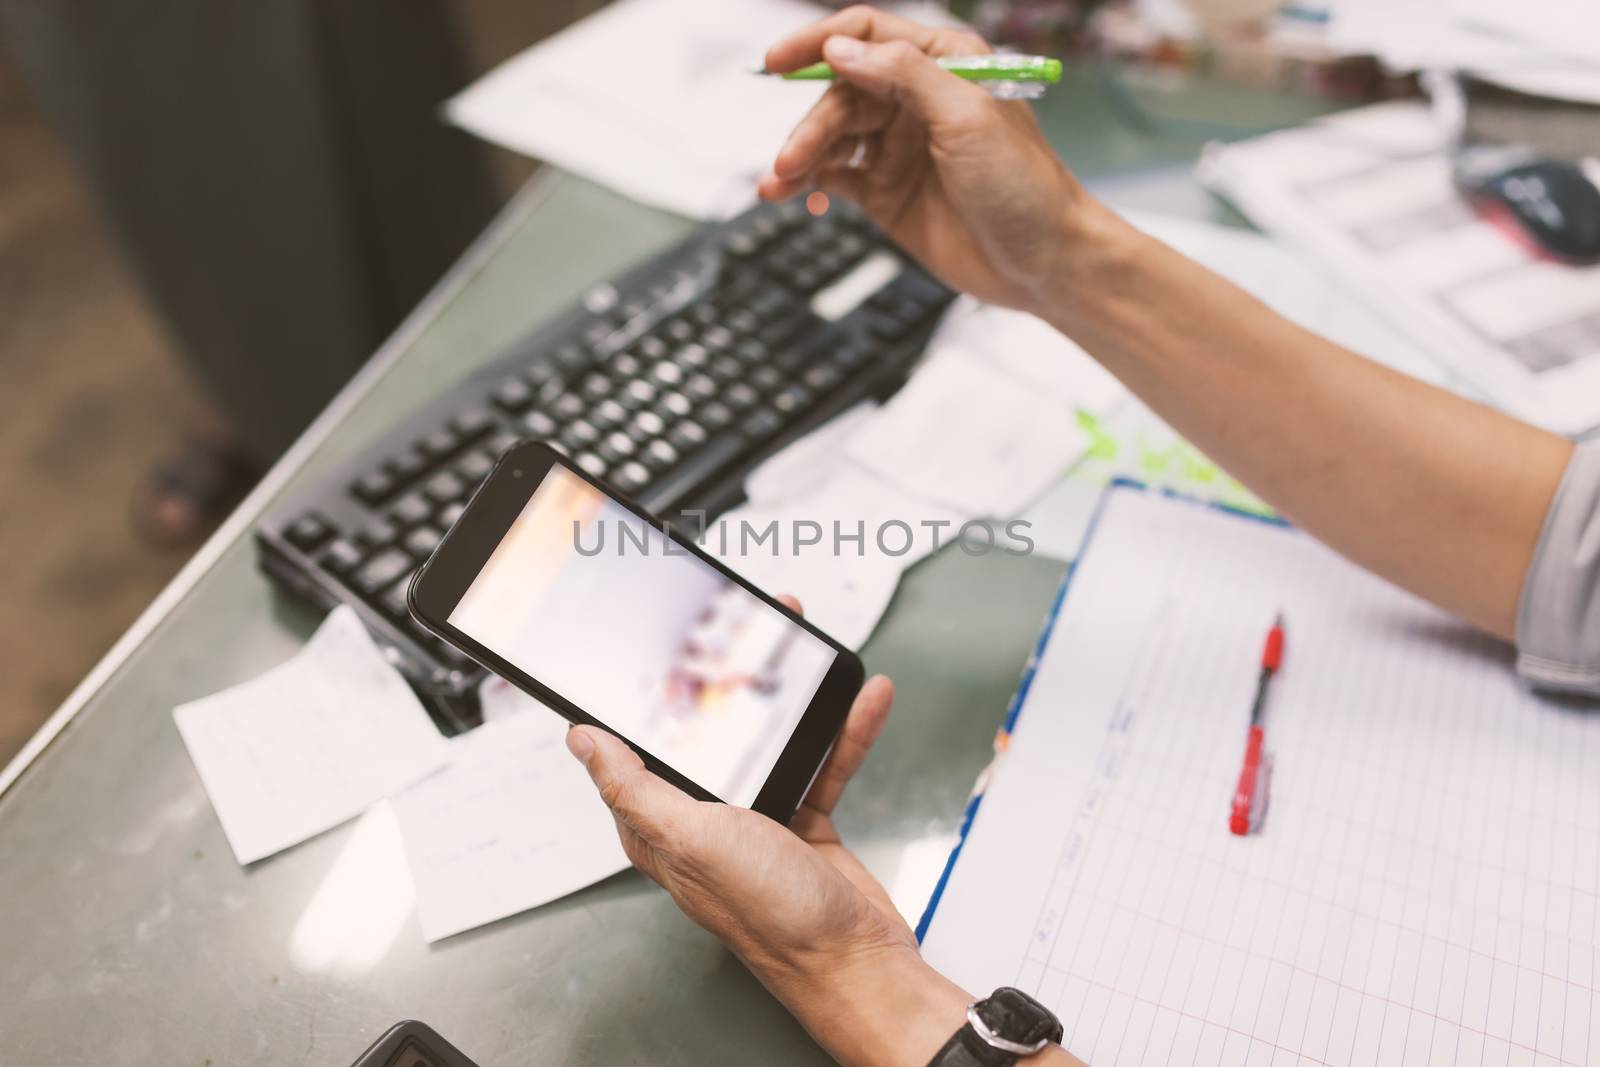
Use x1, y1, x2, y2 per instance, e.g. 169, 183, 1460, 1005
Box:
821, 35, 987, 126
565, 724, 692, 839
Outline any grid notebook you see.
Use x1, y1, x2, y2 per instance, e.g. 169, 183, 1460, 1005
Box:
920, 485, 1599, 1066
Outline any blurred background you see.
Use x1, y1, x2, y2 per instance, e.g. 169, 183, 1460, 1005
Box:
0, 1, 604, 761
1, 0, 1594, 765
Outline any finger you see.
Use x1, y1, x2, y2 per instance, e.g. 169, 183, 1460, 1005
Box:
566, 725, 694, 840
801, 674, 894, 817
756, 159, 867, 206
819, 36, 990, 127
774, 83, 894, 181
763, 4, 940, 73
776, 593, 804, 616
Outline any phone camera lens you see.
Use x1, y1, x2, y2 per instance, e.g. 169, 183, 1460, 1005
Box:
512, 469, 523, 479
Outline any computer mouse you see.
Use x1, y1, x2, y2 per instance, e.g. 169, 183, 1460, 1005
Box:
1457, 151, 1600, 266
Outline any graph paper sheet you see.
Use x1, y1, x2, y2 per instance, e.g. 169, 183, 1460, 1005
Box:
920, 487, 1600, 1066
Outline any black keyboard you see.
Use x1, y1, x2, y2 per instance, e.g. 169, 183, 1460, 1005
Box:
254, 198, 955, 732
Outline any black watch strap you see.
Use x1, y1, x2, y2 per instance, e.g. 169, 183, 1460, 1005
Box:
927, 987, 1064, 1067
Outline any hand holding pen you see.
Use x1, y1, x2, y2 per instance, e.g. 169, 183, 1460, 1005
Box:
754, 5, 1097, 317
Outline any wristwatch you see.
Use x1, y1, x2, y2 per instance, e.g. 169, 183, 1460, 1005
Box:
927, 987, 1064, 1066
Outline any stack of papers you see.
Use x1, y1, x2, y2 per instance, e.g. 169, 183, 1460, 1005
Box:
712, 297, 1128, 648
176, 609, 628, 942
446, 0, 962, 220
1324, 0, 1600, 104
1201, 101, 1600, 435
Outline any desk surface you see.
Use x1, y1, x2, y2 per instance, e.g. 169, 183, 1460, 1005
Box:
0, 67, 1338, 1066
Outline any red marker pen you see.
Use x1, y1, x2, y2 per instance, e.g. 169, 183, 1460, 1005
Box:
1230, 613, 1285, 836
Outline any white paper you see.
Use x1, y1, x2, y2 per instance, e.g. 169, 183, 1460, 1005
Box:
1200, 101, 1600, 434
391, 705, 630, 942
931, 298, 1127, 417
846, 344, 1092, 518
921, 487, 1600, 1065
173, 606, 451, 865
446, 0, 966, 219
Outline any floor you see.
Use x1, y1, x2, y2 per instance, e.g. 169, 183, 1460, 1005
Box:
0, 45, 200, 765
0, 3, 590, 768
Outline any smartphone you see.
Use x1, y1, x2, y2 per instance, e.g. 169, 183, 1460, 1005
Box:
407, 440, 865, 822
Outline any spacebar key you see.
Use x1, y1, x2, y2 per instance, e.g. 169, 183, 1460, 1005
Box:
641, 436, 744, 510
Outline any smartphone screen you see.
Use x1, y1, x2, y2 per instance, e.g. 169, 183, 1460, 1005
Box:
444, 463, 841, 807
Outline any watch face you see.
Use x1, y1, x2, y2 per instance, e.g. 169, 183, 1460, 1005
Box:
980, 987, 1064, 1047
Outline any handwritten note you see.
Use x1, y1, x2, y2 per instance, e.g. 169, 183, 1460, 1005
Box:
391, 692, 629, 942
173, 606, 451, 865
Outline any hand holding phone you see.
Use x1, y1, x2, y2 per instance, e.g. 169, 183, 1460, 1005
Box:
408, 441, 864, 823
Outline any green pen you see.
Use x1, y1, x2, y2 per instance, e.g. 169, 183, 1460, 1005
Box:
760, 54, 1062, 98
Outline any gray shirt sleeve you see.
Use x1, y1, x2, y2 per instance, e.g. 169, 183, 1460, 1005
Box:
1516, 440, 1600, 695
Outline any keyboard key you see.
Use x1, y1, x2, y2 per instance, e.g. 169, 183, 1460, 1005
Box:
665, 319, 694, 343
391, 492, 432, 528
352, 548, 412, 595
580, 373, 611, 401
803, 364, 844, 393
699, 401, 734, 430
760, 311, 814, 348
709, 356, 743, 383
552, 393, 585, 420
425, 471, 467, 505
598, 431, 636, 464
611, 352, 642, 379
521, 410, 558, 438
773, 384, 813, 416
702, 325, 734, 352
723, 229, 760, 257
614, 461, 651, 492
750, 366, 784, 394
451, 407, 495, 439
631, 410, 666, 437
553, 343, 588, 372
668, 420, 708, 451
676, 343, 709, 369
484, 431, 520, 457
319, 538, 363, 574
285, 512, 334, 551
726, 308, 760, 336
643, 439, 679, 470
439, 502, 467, 528
684, 374, 718, 401
622, 379, 656, 408
358, 518, 398, 548
724, 383, 760, 411
526, 359, 559, 388
561, 419, 601, 450
741, 410, 784, 440
456, 449, 494, 484
593, 399, 628, 429
659, 391, 692, 419
575, 452, 608, 478
651, 362, 684, 387
387, 449, 427, 482
492, 377, 535, 413
351, 469, 396, 506
420, 428, 459, 459
734, 338, 769, 364
380, 575, 410, 620
404, 525, 444, 559
637, 335, 668, 360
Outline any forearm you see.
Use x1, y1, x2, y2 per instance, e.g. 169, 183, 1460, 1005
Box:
1039, 202, 1573, 641
763, 944, 1083, 1067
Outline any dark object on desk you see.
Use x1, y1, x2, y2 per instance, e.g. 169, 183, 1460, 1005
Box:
348, 1020, 481, 1067
1455, 148, 1600, 265
255, 198, 955, 732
